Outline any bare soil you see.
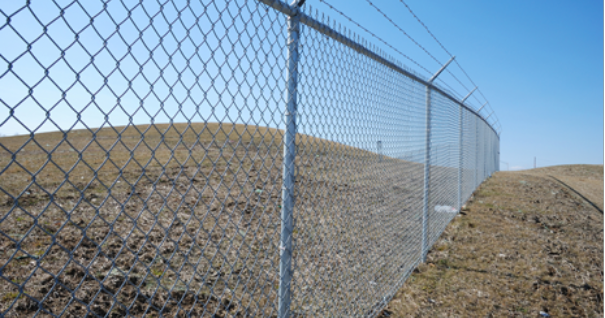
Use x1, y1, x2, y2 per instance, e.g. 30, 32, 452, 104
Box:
0, 122, 440, 317
7, 122, 592, 317
528, 165, 603, 211
383, 166, 603, 317
0, 123, 289, 317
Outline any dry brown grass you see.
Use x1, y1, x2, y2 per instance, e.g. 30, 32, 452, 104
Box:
0, 123, 290, 317
528, 164, 603, 181
382, 166, 603, 318
0, 122, 429, 317
525, 164, 603, 211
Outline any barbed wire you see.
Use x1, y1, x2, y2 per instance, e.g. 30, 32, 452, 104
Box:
394, 0, 499, 128
435, 77, 464, 99
362, 0, 442, 66
397, 0, 452, 57
454, 59, 499, 125
453, 60, 487, 105
320, 0, 473, 101
318, 0, 500, 133
364, 0, 487, 108
316, 0, 433, 76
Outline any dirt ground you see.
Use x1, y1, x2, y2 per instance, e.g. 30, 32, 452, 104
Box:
0, 123, 440, 317
529, 165, 603, 212
0, 123, 290, 317
3, 122, 600, 317
382, 165, 603, 317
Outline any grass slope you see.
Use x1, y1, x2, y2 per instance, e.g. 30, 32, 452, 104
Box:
527, 165, 603, 211
0, 122, 445, 317
383, 166, 603, 317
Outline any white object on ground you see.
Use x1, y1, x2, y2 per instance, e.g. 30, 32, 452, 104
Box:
434, 205, 458, 213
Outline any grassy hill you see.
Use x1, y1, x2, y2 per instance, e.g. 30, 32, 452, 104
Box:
0, 122, 440, 317
383, 165, 603, 317
526, 164, 603, 211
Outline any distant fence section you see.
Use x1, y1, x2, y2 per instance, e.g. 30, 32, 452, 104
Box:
0, 0, 499, 317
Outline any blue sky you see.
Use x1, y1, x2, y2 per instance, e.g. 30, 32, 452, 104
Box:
1, 0, 602, 169
309, 0, 603, 169
0, 1, 290, 136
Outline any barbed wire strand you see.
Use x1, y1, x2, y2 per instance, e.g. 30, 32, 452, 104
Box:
396, 0, 497, 121
362, 0, 442, 66
317, 0, 433, 76
320, 0, 500, 131
321, 0, 469, 99
366, 0, 497, 120
397, 0, 452, 57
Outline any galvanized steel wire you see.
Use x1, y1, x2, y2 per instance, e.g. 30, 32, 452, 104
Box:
0, 0, 499, 317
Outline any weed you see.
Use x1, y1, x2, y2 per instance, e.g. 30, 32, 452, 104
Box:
1, 292, 20, 303
435, 244, 447, 252
151, 268, 163, 277
437, 259, 450, 268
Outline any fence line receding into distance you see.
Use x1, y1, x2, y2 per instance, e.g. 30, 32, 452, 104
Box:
0, 0, 499, 317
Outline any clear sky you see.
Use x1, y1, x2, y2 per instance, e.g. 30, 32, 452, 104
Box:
1, 0, 602, 169
310, 0, 603, 169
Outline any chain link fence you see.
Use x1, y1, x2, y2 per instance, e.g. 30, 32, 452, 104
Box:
0, 0, 499, 317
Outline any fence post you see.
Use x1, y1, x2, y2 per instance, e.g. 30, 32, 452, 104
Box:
484, 113, 494, 177
458, 105, 463, 211
474, 116, 478, 188
279, 1, 302, 317
483, 125, 487, 180
498, 138, 500, 172
456, 87, 477, 210
422, 56, 455, 261
490, 133, 493, 175
421, 85, 432, 262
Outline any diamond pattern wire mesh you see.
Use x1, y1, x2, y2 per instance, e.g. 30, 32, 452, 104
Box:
426, 90, 460, 249
0, 0, 499, 317
290, 8, 428, 316
461, 107, 478, 203
0, 1, 290, 316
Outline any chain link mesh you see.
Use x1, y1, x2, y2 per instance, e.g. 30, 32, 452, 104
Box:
0, 0, 499, 317
290, 9, 428, 316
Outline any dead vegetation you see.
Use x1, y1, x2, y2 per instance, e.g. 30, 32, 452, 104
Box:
527, 164, 603, 211
0, 122, 438, 317
0, 123, 288, 317
383, 166, 603, 317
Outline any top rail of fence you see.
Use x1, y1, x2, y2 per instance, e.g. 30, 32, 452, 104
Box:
257, 0, 500, 139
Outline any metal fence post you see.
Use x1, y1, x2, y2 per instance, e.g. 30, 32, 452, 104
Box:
496, 135, 500, 171
487, 133, 490, 176
421, 84, 432, 262
474, 116, 478, 188
457, 87, 475, 211
422, 56, 454, 261
483, 125, 487, 180
279, 1, 302, 317
458, 105, 463, 211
